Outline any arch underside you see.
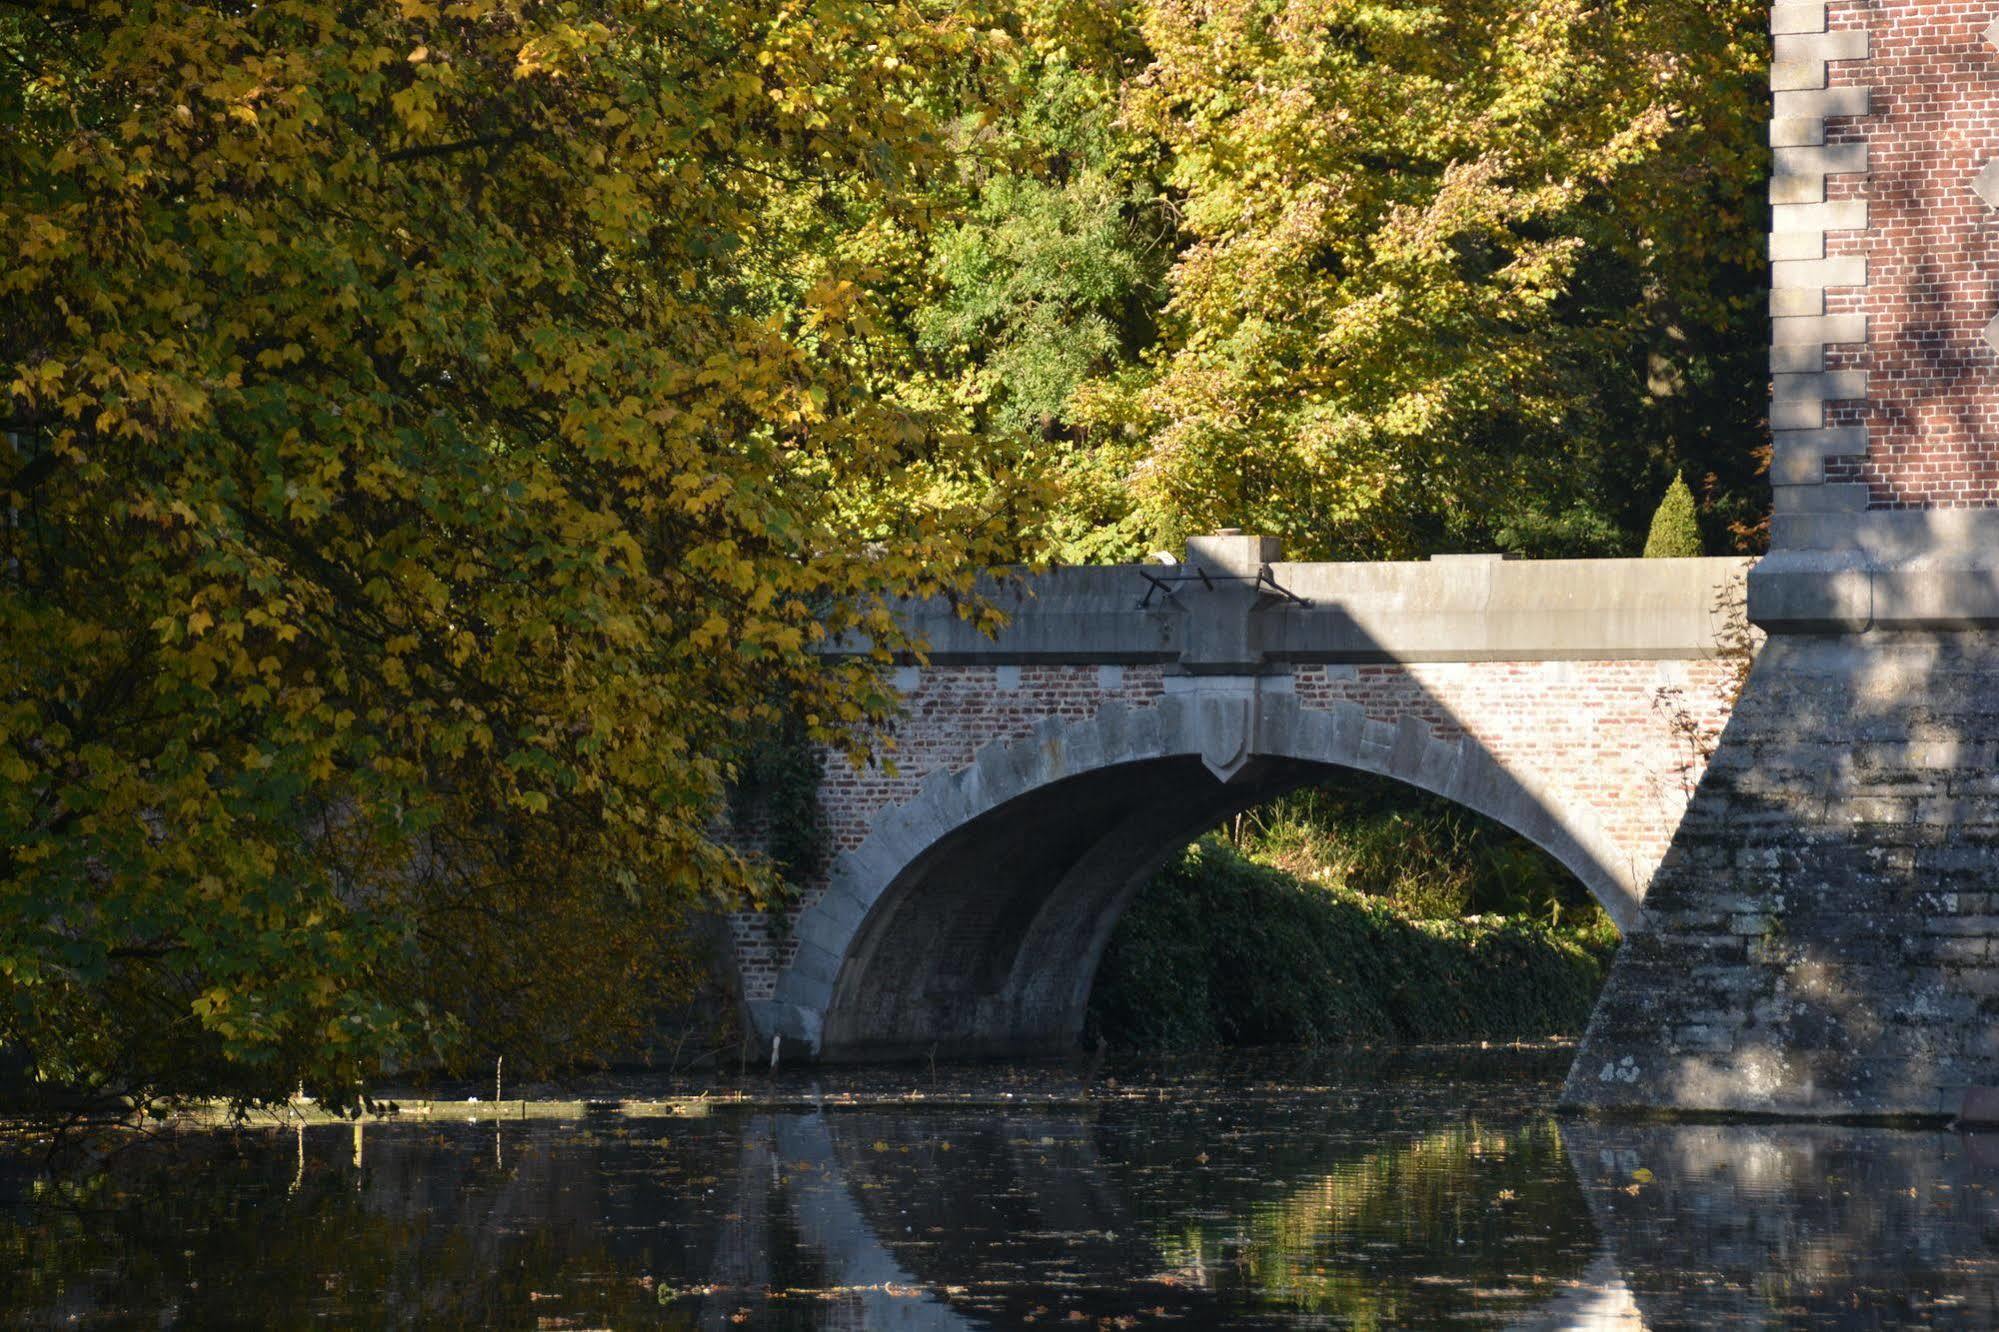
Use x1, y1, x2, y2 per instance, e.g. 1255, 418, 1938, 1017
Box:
824, 755, 1322, 1060
761, 691, 1644, 1062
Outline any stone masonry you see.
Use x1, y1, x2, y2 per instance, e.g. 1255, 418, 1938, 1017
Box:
1566, 0, 1999, 1118
1568, 634, 1999, 1115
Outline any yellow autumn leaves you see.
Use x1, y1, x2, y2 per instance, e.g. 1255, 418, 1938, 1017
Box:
1, 0, 1025, 1110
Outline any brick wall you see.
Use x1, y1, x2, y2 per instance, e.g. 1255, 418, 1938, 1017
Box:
1802, 0, 1999, 508
731, 658, 1741, 1001
1298, 660, 1738, 887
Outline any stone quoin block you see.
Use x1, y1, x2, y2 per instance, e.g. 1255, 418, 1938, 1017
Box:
1770, 255, 1868, 289
1771, 85, 1871, 146
1772, 314, 1867, 345
1771, 371, 1870, 430
1767, 230, 1825, 263
1771, 0, 1828, 33
1754, 6, 1874, 506
1770, 288, 1827, 317
1770, 198, 1868, 233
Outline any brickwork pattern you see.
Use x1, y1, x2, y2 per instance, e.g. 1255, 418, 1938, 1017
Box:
1815, 0, 1999, 509
1299, 660, 1738, 888
732, 659, 1740, 1002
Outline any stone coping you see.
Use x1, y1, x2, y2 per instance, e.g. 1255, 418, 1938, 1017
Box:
837, 556, 1755, 666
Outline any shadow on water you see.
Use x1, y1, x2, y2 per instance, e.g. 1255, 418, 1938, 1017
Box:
6, 1053, 1999, 1327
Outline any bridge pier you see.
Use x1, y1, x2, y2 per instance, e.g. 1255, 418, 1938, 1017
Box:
1567, 579, 1999, 1118
1567, 0, 1999, 1118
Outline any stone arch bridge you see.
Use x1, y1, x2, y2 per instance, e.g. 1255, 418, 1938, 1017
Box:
736, 533, 1753, 1062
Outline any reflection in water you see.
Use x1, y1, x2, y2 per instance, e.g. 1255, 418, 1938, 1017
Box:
765, 1112, 972, 1330
1209, 1122, 1596, 1323
5, 1056, 1999, 1327
1567, 1121, 1999, 1327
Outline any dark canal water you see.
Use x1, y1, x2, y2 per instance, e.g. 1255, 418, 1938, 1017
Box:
6, 1048, 1999, 1328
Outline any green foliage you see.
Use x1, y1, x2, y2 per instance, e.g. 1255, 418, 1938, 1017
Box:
726, 717, 828, 895
1106, 0, 1770, 558
920, 170, 1156, 440
0, 0, 1029, 1114
1237, 783, 1605, 928
1198, 1121, 1595, 1323
1643, 472, 1706, 558
1087, 841, 1616, 1051
890, 0, 1772, 561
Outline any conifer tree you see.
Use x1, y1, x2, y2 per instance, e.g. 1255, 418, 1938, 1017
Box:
1643, 473, 1705, 558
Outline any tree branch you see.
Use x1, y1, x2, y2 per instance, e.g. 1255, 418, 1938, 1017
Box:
381, 128, 536, 166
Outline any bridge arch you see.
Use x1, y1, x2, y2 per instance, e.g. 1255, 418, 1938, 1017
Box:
755, 680, 1643, 1060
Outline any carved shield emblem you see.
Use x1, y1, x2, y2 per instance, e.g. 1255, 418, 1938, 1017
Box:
1196, 691, 1253, 782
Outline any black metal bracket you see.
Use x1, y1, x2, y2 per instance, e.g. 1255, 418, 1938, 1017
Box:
1136, 564, 1312, 610
1254, 567, 1312, 607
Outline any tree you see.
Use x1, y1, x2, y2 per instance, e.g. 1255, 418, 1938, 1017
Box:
910, 4, 1174, 564
1, 0, 1026, 1113
715, 0, 1777, 569
1642, 472, 1705, 558
848, 0, 1773, 567
1053, 0, 1768, 560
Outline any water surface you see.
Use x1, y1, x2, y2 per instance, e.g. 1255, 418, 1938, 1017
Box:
6, 1049, 1999, 1328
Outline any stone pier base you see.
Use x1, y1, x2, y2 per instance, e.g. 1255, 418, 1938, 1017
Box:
1567, 629, 1999, 1120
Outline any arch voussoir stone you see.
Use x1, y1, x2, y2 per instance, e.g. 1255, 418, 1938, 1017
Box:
970, 739, 1027, 805
1416, 734, 1464, 792
809, 881, 869, 937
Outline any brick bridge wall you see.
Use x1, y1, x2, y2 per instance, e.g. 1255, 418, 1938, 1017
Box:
731, 657, 1739, 1007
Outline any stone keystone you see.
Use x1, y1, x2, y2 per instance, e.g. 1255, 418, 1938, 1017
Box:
1984, 314, 1999, 357
1987, 14, 1999, 51
1195, 689, 1253, 782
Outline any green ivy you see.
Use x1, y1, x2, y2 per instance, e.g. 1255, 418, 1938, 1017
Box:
726, 717, 827, 900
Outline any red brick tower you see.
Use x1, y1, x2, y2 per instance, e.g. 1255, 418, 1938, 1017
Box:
1762, 0, 1999, 556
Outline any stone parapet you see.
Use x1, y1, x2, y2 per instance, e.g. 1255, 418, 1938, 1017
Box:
851, 555, 1753, 667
